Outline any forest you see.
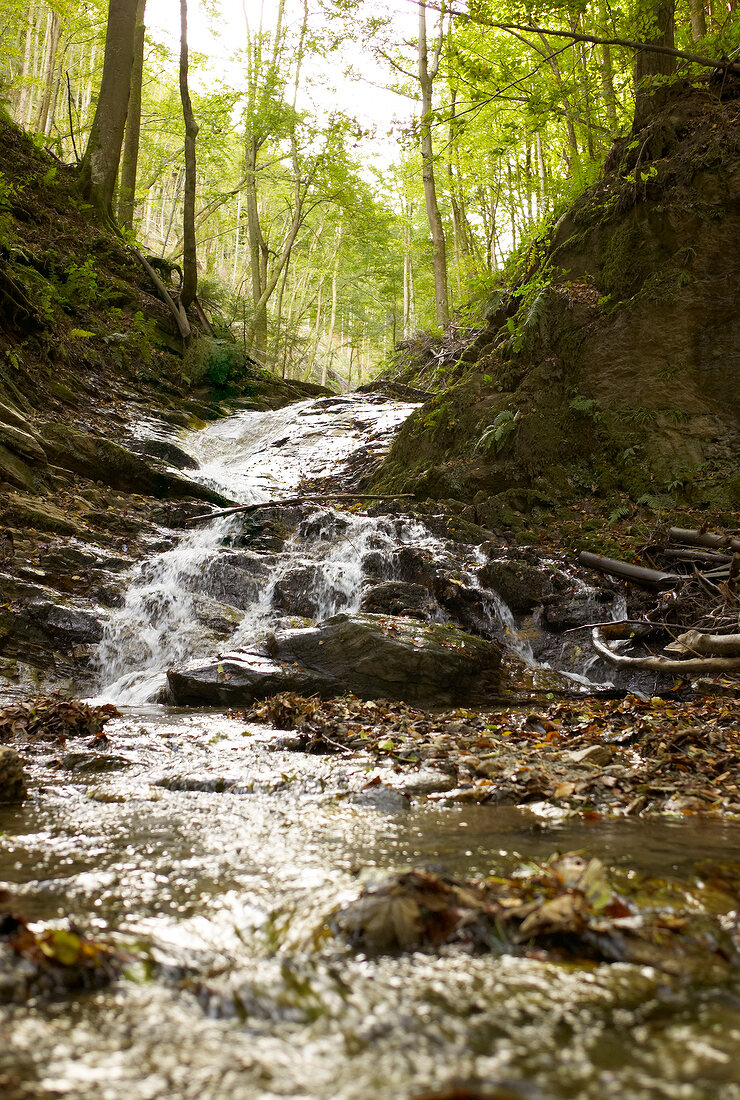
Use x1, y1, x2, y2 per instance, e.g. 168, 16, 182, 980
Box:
2, 0, 737, 386
1, 2, 740, 1098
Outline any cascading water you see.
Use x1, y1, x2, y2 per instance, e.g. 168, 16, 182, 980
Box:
93, 395, 428, 703
92, 391, 624, 706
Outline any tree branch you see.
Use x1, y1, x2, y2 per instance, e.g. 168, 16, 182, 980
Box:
416, 1, 740, 73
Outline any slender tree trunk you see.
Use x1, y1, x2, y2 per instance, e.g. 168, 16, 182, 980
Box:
16, 5, 35, 125
179, 0, 198, 310
535, 132, 548, 214
35, 10, 61, 134
598, 0, 619, 131
78, 0, 139, 223
633, 0, 676, 130
117, 0, 146, 231
418, 0, 449, 328
323, 224, 341, 385
689, 0, 708, 38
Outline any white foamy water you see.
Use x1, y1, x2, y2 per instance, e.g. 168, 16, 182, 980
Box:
92, 395, 421, 703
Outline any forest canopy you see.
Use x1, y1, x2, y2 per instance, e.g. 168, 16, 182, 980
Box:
0, 0, 737, 387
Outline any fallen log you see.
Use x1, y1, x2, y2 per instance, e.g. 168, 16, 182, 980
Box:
662, 549, 733, 565
668, 528, 740, 553
185, 493, 416, 523
591, 628, 740, 674
664, 630, 740, 657
578, 551, 679, 589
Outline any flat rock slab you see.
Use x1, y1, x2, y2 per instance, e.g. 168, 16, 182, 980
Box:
167, 613, 501, 707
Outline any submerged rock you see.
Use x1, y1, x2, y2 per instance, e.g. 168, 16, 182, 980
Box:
0, 747, 27, 803
168, 613, 502, 706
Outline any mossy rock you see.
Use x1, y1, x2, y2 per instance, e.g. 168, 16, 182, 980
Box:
182, 337, 259, 389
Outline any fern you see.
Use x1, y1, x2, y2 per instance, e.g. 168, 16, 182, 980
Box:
636, 493, 662, 510
475, 409, 521, 454
607, 505, 630, 525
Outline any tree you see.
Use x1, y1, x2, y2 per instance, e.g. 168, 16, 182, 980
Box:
179, 0, 198, 310
418, 0, 449, 328
78, 0, 139, 222
117, 0, 146, 231
633, 0, 676, 129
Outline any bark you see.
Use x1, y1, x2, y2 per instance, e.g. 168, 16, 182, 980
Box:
117, 0, 146, 232
418, 0, 449, 329
669, 528, 740, 552
579, 551, 678, 588
35, 9, 61, 135
689, 0, 708, 39
591, 628, 740, 673
179, 0, 199, 311
664, 630, 740, 657
186, 493, 416, 524
633, 0, 676, 131
78, 0, 139, 223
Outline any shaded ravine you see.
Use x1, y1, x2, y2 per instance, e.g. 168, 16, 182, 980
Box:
2, 393, 740, 1100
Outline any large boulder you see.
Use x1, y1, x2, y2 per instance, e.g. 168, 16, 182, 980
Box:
167, 613, 501, 707
167, 651, 333, 706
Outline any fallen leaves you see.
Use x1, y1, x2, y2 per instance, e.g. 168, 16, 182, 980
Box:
332, 854, 740, 976
0, 891, 129, 1002
0, 692, 120, 744
241, 690, 740, 818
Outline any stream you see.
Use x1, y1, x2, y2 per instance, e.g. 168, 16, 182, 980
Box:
2, 394, 740, 1099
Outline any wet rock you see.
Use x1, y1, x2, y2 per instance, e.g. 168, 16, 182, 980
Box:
275, 614, 502, 706
477, 559, 554, 611
125, 437, 199, 470
349, 785, 410, 813
167, 652, 334, 706
59, 751, 131, 773
0, 748, 27, 803
27, 599, 103, 645
393, 768, 458, 795
359, 581, 438, 620
271, 566, 323, 618
0, 492, 88, 537
542, 587, 615, 631
169, 614, 501, 707
434, 578, 492, 637
38, 422, 234, 506
199, 552, 270, 609
392, 545, 439, 588
189, 594, 243, 636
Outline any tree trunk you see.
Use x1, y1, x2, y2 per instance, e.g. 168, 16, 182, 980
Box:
35, 9, 61, 135
78, 0, 139, 223
179, 0, 198, 311
418, 0, 449, 329
117, 0, 146, 232
633, 0, 676, 130
689, 0, 708, 39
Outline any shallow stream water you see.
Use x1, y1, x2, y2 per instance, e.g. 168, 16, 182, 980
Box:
2, 394, 740, 1099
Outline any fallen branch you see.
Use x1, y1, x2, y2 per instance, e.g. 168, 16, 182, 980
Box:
131, 247, 191, 341
662, 549, 733, 565
665, 630, 740, 657
185, 493, 416, 523
591, 628, 740, 674
578, 551, 678, 589
669, 528, 740, 553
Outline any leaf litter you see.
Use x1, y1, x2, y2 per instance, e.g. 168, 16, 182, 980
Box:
331, 853, 740, 977
240, 690, 740, 817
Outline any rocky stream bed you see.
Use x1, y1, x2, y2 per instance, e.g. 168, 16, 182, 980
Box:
1, 392, 740, 1099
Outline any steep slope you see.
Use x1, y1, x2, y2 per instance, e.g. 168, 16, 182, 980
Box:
369, 76, 740, 536
0, 117, 325, 693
